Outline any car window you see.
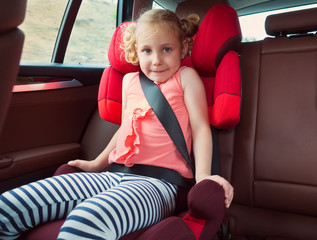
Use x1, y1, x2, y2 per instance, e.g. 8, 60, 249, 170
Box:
19, 0, 68, 63
153, 1, 163, 9
239, 3, 317, 42
64, 0, 117, 65
20, 0, 117, 65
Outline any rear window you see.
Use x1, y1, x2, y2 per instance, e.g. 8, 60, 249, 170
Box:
239, 4, 317, 42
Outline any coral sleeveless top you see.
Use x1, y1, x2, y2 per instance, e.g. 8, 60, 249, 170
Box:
108, 67, 193, 179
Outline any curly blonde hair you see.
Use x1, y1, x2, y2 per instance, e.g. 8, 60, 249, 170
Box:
123, 9, 200, 65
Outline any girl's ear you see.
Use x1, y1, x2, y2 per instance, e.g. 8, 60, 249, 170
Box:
181, 39, 189, 59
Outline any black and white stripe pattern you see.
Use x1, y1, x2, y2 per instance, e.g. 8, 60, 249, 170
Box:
0, 172, 177, 240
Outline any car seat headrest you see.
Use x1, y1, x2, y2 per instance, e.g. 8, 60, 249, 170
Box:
98, 22, 139, 125
191, 4, 241, 77
265, 7, 317, 37
176, 0, 228, 22
0, 0, 26, 33
108, 22, 139, 74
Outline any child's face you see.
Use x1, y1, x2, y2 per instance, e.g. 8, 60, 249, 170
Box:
136, 24, 188, 83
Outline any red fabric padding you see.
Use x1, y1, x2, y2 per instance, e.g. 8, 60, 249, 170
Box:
108, 22, 140, 74
209, 94, 240, 129
210, 50, 241, 128
98, 99, 122, 125
182, 213, 206, 240
189, 4, 241, 129
98, 64, 123, 102
98, 22, 141, 125
98, 67, 123, 124
200, 76, 215, 108
181, 56, 196, 69
191, 4, 241, 77
213, 50, 240, 102
202, 50, 241, 128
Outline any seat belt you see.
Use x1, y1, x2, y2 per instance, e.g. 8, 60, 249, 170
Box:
140, 72, 230, 240
139, 72, 195, 174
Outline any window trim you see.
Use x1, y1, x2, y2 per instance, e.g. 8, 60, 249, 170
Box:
117, 0, 134, 24
52, 0, 82, 63
13, 79, 83, 92
19, 64, 104, 85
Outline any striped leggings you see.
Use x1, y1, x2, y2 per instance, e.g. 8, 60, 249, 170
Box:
0, 171, 178, 240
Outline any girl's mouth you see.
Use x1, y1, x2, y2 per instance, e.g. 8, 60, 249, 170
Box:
151, 69, 167, 73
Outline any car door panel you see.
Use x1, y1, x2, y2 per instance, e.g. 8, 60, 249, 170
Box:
0, 65, 104, 193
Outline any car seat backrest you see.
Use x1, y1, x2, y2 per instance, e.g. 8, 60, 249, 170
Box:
98, 22, 140, 125
98, 4, 242, 130
0, 0, 26, 135
185, 4, 242, 128
222, 7, 317, 239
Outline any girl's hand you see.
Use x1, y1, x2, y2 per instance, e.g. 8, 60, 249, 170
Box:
197, 175, 234, 208
68, 159, 99, 172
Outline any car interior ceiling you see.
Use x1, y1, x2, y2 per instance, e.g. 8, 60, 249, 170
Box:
1, 0, 317, 239
156, 0, 317, 15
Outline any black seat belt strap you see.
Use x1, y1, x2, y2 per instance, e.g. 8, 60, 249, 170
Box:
139, 72, 195, 173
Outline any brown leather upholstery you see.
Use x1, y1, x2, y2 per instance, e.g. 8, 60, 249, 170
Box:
0, 0, 26, 135
220, 7, 317, 239
265, 7, 317, 36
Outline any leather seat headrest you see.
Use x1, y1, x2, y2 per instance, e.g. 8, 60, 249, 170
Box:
0, 0, 26, 33
265, 7, 317, 37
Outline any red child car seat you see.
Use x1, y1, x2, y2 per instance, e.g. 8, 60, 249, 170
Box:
97, 4, 241, 239
189, 4, 241, 129
99, 4, 241, 129
98, 22, 140, 125
19, 4, 241, 240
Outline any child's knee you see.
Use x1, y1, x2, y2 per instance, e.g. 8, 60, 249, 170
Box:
58, 202, 117, 240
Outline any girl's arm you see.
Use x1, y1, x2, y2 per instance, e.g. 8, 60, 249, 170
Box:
181, 67, 234, 208
68, 72, 132, 172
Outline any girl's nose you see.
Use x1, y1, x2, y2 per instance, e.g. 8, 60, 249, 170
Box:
153, 53, 162, 65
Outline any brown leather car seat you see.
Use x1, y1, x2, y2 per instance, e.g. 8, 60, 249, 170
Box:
220, 7, 317, 240
0, 0, 26, 136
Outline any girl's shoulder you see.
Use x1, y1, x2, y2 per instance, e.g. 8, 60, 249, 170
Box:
122, 71, 140, 92
179, 66, 198, 76
180, 66, 196, 73
179, 66, 201, 89
123, 71, 139, 81
123, 71, 139, 85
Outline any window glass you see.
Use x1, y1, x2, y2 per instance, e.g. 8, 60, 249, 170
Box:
20, 0, 68, 63
153, 2, 163, 9
64, 0, 117, 65
239, 4, 317, 42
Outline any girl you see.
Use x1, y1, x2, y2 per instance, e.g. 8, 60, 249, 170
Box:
0, 9, 233, 240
